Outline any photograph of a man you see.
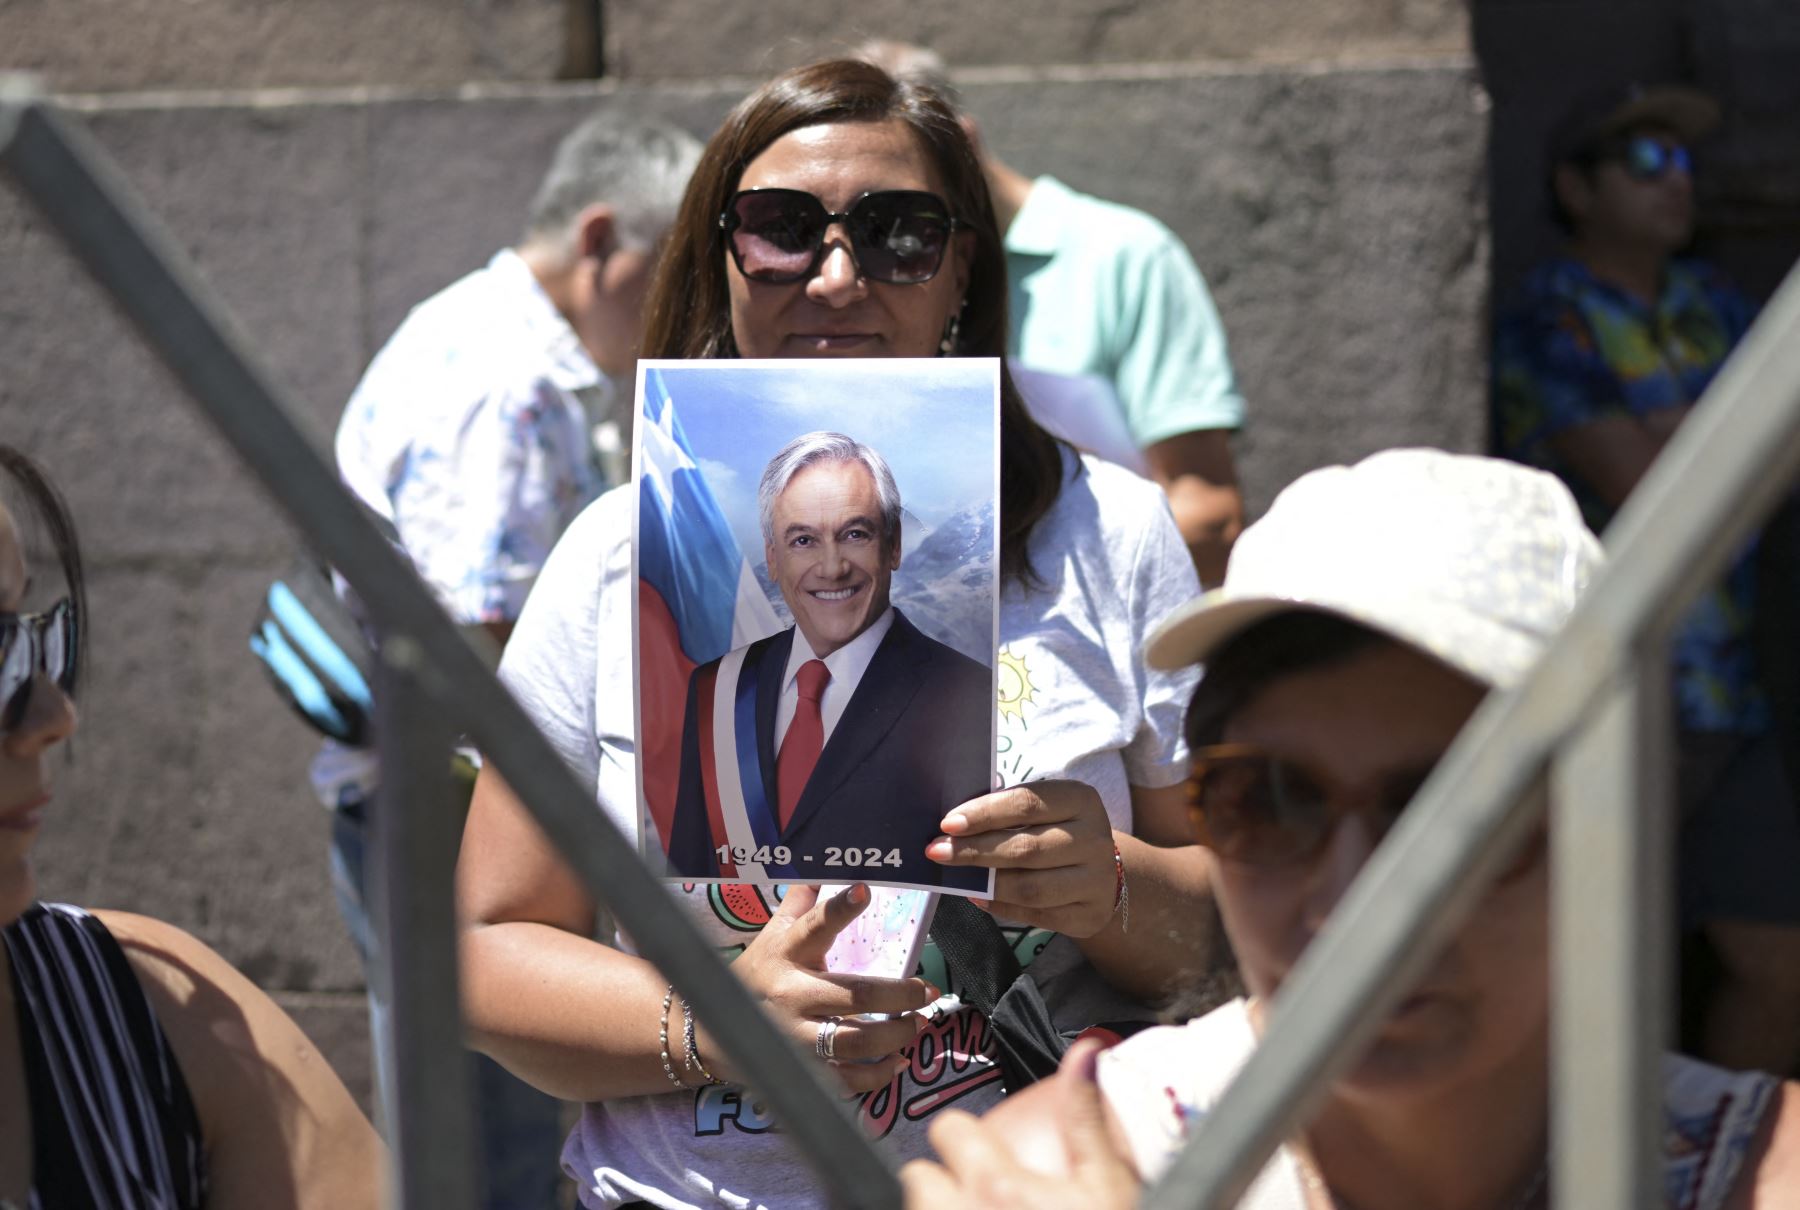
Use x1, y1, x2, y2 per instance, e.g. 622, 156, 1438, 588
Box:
665, 432, 993, 893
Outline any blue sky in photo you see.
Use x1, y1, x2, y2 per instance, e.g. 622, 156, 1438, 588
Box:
644, 358, 1000, 563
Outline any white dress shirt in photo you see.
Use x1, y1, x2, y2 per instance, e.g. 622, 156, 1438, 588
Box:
773, 607, 897, 753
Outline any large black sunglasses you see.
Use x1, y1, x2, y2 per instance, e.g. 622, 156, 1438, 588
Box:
719, 188, 958, 285
1, 597, 79, 732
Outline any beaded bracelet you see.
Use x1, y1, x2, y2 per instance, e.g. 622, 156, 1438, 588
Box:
681, 997, 724, 1086
1111, 841, 1130, 934
657, 984, 688, 1090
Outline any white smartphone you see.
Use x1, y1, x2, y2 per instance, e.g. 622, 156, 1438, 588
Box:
822, 885, 937, 979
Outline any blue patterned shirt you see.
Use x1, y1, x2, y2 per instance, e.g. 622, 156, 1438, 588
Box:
1494, 256, 1764, 733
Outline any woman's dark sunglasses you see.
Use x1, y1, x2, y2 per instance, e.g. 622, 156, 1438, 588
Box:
1, 598, 79, 732
719, 188, 958, 285
1614, 135, 1693, 182
1186, 742, 1546, 875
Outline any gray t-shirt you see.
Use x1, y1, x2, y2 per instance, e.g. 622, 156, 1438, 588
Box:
500, 447, 1201, 1209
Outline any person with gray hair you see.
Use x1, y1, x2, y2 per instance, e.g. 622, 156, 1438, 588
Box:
324, 107, 701, 1210
665, 431, 993, 891
757, 430, 903, 552
523, 110, 701, 255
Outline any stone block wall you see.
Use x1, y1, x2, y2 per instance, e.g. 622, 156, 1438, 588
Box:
3, 0, 579, 92
605, 0, 1468, 80
966, 67, 1490, 504
7, 0, 1467, 93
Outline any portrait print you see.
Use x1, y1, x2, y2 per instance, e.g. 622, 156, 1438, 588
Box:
633, 360, 999, 897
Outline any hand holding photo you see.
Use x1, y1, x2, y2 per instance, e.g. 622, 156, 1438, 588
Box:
633, 359, 1000, 897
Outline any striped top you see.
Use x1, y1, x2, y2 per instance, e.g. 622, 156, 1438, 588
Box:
2, 902, 206, 1209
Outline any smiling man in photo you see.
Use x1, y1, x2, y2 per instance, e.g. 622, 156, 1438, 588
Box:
664, 431, 992, 891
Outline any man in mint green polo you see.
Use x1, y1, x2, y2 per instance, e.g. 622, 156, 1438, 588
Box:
854, 41, 1248, 586
997, 170, 1247, 586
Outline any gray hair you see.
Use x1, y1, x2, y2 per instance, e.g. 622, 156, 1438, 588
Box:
758, 432, 903, 552
850, 39, 961, 107
522, 111, 703, 256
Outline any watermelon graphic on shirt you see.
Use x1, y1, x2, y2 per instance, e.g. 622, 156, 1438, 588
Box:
711, 883, 777, 931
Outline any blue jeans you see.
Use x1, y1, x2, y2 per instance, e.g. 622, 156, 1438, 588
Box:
330, 800, 565, 1210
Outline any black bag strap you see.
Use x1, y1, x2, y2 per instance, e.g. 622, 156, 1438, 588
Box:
929, 896, 1067, 1090
984, 975, 1067, 1091
928, 895, 1021, 1015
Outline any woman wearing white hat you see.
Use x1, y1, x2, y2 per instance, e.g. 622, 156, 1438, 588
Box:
903, 449, 1800, 1209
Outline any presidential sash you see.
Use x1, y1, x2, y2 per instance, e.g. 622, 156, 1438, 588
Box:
696, 640, 792, 881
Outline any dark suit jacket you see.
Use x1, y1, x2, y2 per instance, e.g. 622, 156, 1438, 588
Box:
667, 609, 991, 891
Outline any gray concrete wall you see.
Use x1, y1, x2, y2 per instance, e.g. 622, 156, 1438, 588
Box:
1, 54, 1488, 1109
965, 67, 1490, 513
3, 0, 580, 92
6, 0, 1467, 91
606, 1, 1469, 80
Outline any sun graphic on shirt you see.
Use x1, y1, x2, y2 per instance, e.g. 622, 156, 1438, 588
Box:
997, 647, 1036, 722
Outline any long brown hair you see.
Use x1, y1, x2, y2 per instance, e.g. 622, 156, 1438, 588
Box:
641, 58, 1066, 585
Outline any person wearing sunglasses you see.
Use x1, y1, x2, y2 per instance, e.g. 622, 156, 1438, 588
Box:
1494, 82, 1800, 1079
0, 446, 382, 1208
456, 58, 1217, 1209
900, 449, 1800, 1210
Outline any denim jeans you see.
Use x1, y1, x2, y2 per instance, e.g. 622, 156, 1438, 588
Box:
330, 800, 565, 1210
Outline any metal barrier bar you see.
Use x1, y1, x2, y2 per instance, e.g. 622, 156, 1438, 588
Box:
371, 639, 481, 1209
1551, 657, 1673, 1209
0, 82, 900, 1209
1146, 257, 1800, 1209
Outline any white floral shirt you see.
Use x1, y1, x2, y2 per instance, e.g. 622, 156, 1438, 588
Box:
316, 249, 606, 809
335, 248, 604, 625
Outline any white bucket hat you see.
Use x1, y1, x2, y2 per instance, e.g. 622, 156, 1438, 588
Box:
1145, 448, 1604, 690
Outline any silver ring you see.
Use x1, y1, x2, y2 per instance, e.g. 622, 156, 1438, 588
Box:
815, 1016, 844, 1061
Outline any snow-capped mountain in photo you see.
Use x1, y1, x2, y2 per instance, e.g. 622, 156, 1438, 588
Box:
754, 502, 995, 664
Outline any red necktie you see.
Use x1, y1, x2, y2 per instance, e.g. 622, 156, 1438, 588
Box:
777, 659, 831, 829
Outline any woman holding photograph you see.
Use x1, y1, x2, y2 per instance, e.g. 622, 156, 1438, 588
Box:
0, 446, 381, 1208
456, 58, 1216, 1207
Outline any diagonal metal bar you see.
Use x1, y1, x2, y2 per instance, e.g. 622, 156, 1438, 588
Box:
1145, 258, 1800, 1209
1551, 656, 1673, 1210
371, 640, 480, 1210
0, 82, 900, 1209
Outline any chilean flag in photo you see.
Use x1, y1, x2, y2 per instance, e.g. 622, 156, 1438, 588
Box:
635, 367, 781, 858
